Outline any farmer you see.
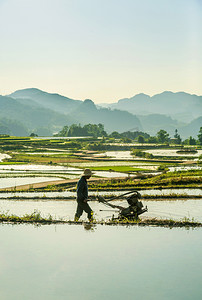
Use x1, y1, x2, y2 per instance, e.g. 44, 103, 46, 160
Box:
74, 168, 93, 222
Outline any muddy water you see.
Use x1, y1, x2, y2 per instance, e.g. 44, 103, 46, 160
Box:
0, 224, 202, 300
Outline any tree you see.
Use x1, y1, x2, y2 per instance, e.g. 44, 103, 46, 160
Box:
148, 136, 158, 143
137, 135, 145, 143
56, 125, 69, 136
198, 127, 202, 145
121, 137, 132, 143
157, 130, 170, 143
109, 131, 121, 139
174, 129, 181, 144
30, 132, 38, 137
188, 136, 196, 145
56, 123, 107, 137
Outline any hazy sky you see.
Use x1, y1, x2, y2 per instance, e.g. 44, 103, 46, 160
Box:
0, 0, 201, 103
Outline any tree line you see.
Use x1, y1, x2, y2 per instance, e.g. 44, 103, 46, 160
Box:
55, 123, 202, 145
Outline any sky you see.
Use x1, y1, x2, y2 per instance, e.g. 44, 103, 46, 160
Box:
0, 0, 201, 103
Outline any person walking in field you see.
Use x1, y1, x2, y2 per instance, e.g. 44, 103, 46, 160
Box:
74, 169, 93, 222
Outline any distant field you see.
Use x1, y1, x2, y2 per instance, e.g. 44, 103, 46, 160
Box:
90, 166, 149, 172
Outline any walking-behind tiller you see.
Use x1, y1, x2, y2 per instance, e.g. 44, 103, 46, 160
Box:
97, 190, 148, 220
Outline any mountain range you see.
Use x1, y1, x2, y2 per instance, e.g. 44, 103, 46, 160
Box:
0, 88, 201, 138
101, 91, 202, 123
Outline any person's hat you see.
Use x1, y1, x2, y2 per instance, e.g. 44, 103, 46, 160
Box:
82, 168, 93, 176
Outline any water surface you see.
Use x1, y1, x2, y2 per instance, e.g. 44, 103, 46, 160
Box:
1, 197, 202, 222
0, 224, 202, 300
0, 177, 63, 189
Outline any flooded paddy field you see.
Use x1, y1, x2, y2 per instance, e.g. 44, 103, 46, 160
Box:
1, 143, 202, 298
104, 150, 202, 160
0, 164, 77, 172
0, 191, 202, 222
0, 163, 129, 180
145, 149, 202, 157
0, 188, 201, 198
0, 153, 11, 162
71, 160, 159, 168
0, 177, 64, 189
1, 224, 202, 300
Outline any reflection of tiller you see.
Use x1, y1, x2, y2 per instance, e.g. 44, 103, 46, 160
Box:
97, 190, 148, 220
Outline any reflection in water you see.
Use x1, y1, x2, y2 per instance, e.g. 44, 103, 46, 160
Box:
83, 223, 97, 231
0, 224, 202, 300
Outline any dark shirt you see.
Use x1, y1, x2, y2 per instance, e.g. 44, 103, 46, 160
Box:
76, 176, 88, 202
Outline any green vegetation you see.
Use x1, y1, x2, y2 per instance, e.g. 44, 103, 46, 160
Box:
1, 192, 201, 201
90, 166, 149, 172
88, 170, 202, 190
198, 127, 202, 145
0, 162, 25, 165
0, 211, 201, 227
157, 129, 170, 143
56, 123, 107, 137
141, 193, 202, 200
0, 210, 63, 224
0, 134, 201, 193
131, 149, 154, 159
3, 152, 85, 164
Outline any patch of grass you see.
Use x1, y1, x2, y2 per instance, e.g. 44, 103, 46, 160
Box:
87, 170, 202, 190
141, 193, 202, 200
0, 211, 201, 228
4, 152, 87, 164
90, 166, 148, 172
0, 162, 26, 165
0, 210, 64, 224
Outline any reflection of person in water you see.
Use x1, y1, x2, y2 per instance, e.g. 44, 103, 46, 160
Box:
83, 223, 96, 231
74, 169, 93, 222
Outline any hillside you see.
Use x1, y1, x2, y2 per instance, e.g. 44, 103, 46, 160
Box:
9, 88, 82, 114
107, 91, 202, 123
1, 88, 201, 137
0, 95, 76, 135
1, 89, 142, 135
70, 99, 142, 132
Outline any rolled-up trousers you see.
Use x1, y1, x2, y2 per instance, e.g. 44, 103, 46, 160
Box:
75, 200, 93, 220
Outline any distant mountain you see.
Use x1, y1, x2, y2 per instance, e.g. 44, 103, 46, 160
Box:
181, 116, 202, 138
9, 88, 82, 114
2, 89, 142, 135
0, 95, 76, 135
70, 99, 142, 132
2, 88, 201, 138
107, 91, 202, 123
0, 118, 28, 136
137, 114, 181, 137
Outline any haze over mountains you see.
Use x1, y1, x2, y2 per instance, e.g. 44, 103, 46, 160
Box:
0, 88, 201, 138
101, 91, 202, 122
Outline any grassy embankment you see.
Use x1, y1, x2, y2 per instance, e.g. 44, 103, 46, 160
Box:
3, 152, 86, 164
3, 169, 199, 193
90, 166, 152, 172
2, 192, 201, 200
0, 211, 201, 227
88, 170, 202, 191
